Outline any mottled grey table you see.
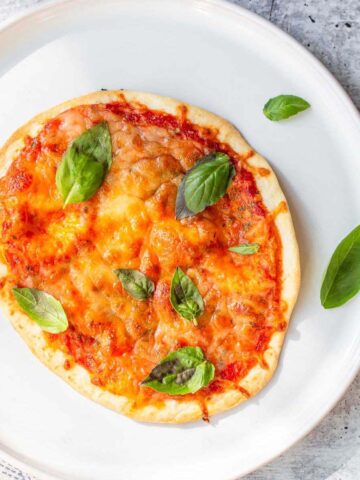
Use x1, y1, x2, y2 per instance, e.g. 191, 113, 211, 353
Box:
0, 1, 359, 479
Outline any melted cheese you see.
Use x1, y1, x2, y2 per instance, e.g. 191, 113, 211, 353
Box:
0, 101, 283, 405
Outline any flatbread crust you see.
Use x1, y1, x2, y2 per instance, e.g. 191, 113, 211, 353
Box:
0, 91, 300, 423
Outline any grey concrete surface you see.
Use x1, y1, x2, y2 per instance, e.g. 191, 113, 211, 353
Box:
0, 1, 359, 479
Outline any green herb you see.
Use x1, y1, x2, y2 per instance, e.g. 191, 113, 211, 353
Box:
176, 152, 235, 219
12, 287, 68, 333
229, 243, 260, 255
263, 95, 310, 121
321, 225, 360, 308
175, 177, 194, 220
141, 346, 215, 395
114, 269, 155, 300
56, 122, 112, 205
170, 267, 204, 325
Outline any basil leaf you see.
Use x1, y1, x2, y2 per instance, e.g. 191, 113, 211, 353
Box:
175, 177, 194, 220
114, 269, 155, 300
57, 153, 104, 205
176, 152, 235, 219
321, 225, 360, 308
170, 267, 204, 325
229, 243, 260, 255
12, 287, 68, 333
141, 346, 215, 395
56, 122, 112, 205
263, 95, 310, 121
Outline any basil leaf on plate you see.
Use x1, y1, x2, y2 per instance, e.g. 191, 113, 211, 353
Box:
170, 267, 204, 325
114, 269, 155, 300
12, 287, 68, 333
176, 152, 235, 219
263, 95, 310, 121
229, 243, 260, 255
321, 225, 360, 309
56, 122, 112, 205
141, 346, 215, 395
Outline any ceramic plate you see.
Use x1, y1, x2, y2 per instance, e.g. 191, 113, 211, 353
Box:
0, 1, 360, 479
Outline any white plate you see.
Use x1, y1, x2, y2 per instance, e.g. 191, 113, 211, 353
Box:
0, 1, 360, 479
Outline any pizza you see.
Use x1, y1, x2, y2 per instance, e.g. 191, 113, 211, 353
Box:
0, 91, 300, 423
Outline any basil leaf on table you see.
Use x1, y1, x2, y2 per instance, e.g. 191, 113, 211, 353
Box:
321, 225, 360, 309
229, 243, 260, 255
176, 152, 235, 219
12, 287, 68, 333
170, 267, 204, 325
263, 95, 310, 121
114, 269, 155, 300
56, 122, 112, 205
141, 346, 215, 395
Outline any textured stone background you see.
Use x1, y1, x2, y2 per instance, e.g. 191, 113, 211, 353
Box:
0, 1, 359, 479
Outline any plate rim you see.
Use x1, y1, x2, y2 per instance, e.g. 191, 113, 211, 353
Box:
0, 0, 359, 479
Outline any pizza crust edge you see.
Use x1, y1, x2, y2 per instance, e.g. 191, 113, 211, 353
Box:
0, 90, 300, 423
